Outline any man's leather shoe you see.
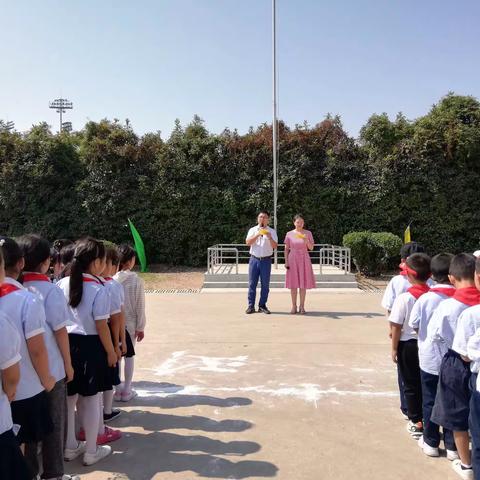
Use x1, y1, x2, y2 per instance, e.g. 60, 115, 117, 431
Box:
245, 306, 255, 314
258, 306, 271, 314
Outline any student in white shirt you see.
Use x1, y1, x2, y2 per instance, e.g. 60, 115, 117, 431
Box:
467, 323, 480, 480
0, 249, 31, 480
17, 234, 80, 480
408, 253, 457, 459
114, 244, 146, 402
382, 242, 427, 418
430, 254, 480, 479
245, 210, 278, 315
0, 237, 55, 448
57, 237, 117, 467
390, 253, 431, 438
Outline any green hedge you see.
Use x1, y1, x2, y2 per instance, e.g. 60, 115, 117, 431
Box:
343, 231, 402, 275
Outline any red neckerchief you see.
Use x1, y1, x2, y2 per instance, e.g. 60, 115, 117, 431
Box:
408, 284, 430, 299
83, 277, 100, 284
104, 277, 113, 281
23, 273, 51, 283
0, 283, 20, 297
453, 287, 480, 306
430, 286, 456, 297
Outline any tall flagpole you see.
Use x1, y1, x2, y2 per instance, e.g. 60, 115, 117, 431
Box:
272, 0, 278, 268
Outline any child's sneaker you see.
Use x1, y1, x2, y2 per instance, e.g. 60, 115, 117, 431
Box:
451, 459, 473, 479
83, 445, 112, 466
45, 475, 81, 480
447, 449, 460, 461
417, 436, 439, 457
64, 441, 86, 461
121, 390, 137, 402
406, 420, 423, 437
104, 409, 122, 423
97, 426, 122, 445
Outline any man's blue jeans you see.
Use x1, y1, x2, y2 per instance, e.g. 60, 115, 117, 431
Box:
248, 256, 271, 308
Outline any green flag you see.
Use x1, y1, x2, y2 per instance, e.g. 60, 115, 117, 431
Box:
128, 218, 147, 272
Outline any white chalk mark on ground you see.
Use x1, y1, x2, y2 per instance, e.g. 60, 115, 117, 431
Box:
135, 384, 397, 406
148, 351, 249, 376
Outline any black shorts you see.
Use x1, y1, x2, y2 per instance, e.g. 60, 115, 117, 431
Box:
431, 349, 471, 431
0, 429, 32, 479
124, 329, 136, 358
11, 391, 53, 444
68, 334, 111, 397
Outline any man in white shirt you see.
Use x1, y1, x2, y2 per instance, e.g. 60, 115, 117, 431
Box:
245, 211, 278, 314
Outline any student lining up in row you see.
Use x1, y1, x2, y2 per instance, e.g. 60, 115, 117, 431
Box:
0, 235, 146, 480
382, 242, 480, 480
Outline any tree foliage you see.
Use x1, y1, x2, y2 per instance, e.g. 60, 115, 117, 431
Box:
0, 94, 478, 266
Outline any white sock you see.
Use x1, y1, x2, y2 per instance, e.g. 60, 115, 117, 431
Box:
103, 389, 114, 415
97, 394, 105, 436
66, 394, 79, 450
81, 394, 100, 454
124, 357, 134, 393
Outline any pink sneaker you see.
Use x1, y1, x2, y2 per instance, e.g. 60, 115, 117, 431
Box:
97, 426, 122, 445
121, 390, 138, 402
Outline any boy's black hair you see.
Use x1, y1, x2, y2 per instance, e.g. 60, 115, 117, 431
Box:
431, 253, 454, 284
476, 257, 480, 275
400, 241, 425, 260
406, 253, 431, 282
17, 234, 51, 272
258, 210, 270, 217
450, 253, 476, 281
293, 213, 304, 221
0, 236, 23, 270
69, 237, 105, 308
118, 244, 136, 269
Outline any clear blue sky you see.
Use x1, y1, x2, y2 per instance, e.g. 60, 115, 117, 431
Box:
1, 0, 479, 138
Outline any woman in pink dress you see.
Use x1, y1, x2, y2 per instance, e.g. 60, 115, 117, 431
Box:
284, 214, 316, 314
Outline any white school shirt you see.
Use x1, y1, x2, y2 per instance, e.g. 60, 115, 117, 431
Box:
0, 314, 21, 435
0, 277, 46, 401
103, 277, 123, 315
381, 275, 411, 311
389, 291, 418, 341
246, 226, 278, 258
23, 273, 68, 382
425, 298, 471, 374
409, 285, 452, 375
113, 270, 145, 336
452, 305, 480, 373
57, 274, 111, 335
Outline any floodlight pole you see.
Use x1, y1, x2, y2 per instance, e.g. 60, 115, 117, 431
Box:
272, 0, 279, 268
49, 98, 73, 133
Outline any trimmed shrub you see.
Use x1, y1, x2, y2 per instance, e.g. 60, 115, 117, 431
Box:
343, 231, 402, 276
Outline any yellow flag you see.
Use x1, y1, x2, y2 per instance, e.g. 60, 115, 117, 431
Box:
404, 224, 411, 244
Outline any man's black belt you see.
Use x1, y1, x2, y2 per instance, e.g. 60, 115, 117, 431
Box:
251, 255, 272, 260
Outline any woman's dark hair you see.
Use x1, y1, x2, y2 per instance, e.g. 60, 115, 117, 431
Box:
17, 234, 51, 272
118, 244, 136, 270
400, 241, 425, 260
51, 238, 73, 264
0, 236, 23, 271
69, 237, 105, 308
293, 214, 304, 222
431, 253, 454, 284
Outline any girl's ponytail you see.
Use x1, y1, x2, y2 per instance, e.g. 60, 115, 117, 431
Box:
69, 237, 105, 308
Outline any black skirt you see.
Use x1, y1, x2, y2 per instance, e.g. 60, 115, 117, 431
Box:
431, 349, 471, 431
0, 429, 32, 479
124, 329, 136, 358
107, 323, 121, 388
11, 391, 53, 444
68, 334, 111, 396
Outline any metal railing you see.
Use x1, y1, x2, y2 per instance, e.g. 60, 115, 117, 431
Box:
207, 244, 351, 275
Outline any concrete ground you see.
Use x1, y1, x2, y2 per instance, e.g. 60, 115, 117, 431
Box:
66, 291, 460, 480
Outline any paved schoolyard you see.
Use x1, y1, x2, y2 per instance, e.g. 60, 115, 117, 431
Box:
66, 291, 460, 480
